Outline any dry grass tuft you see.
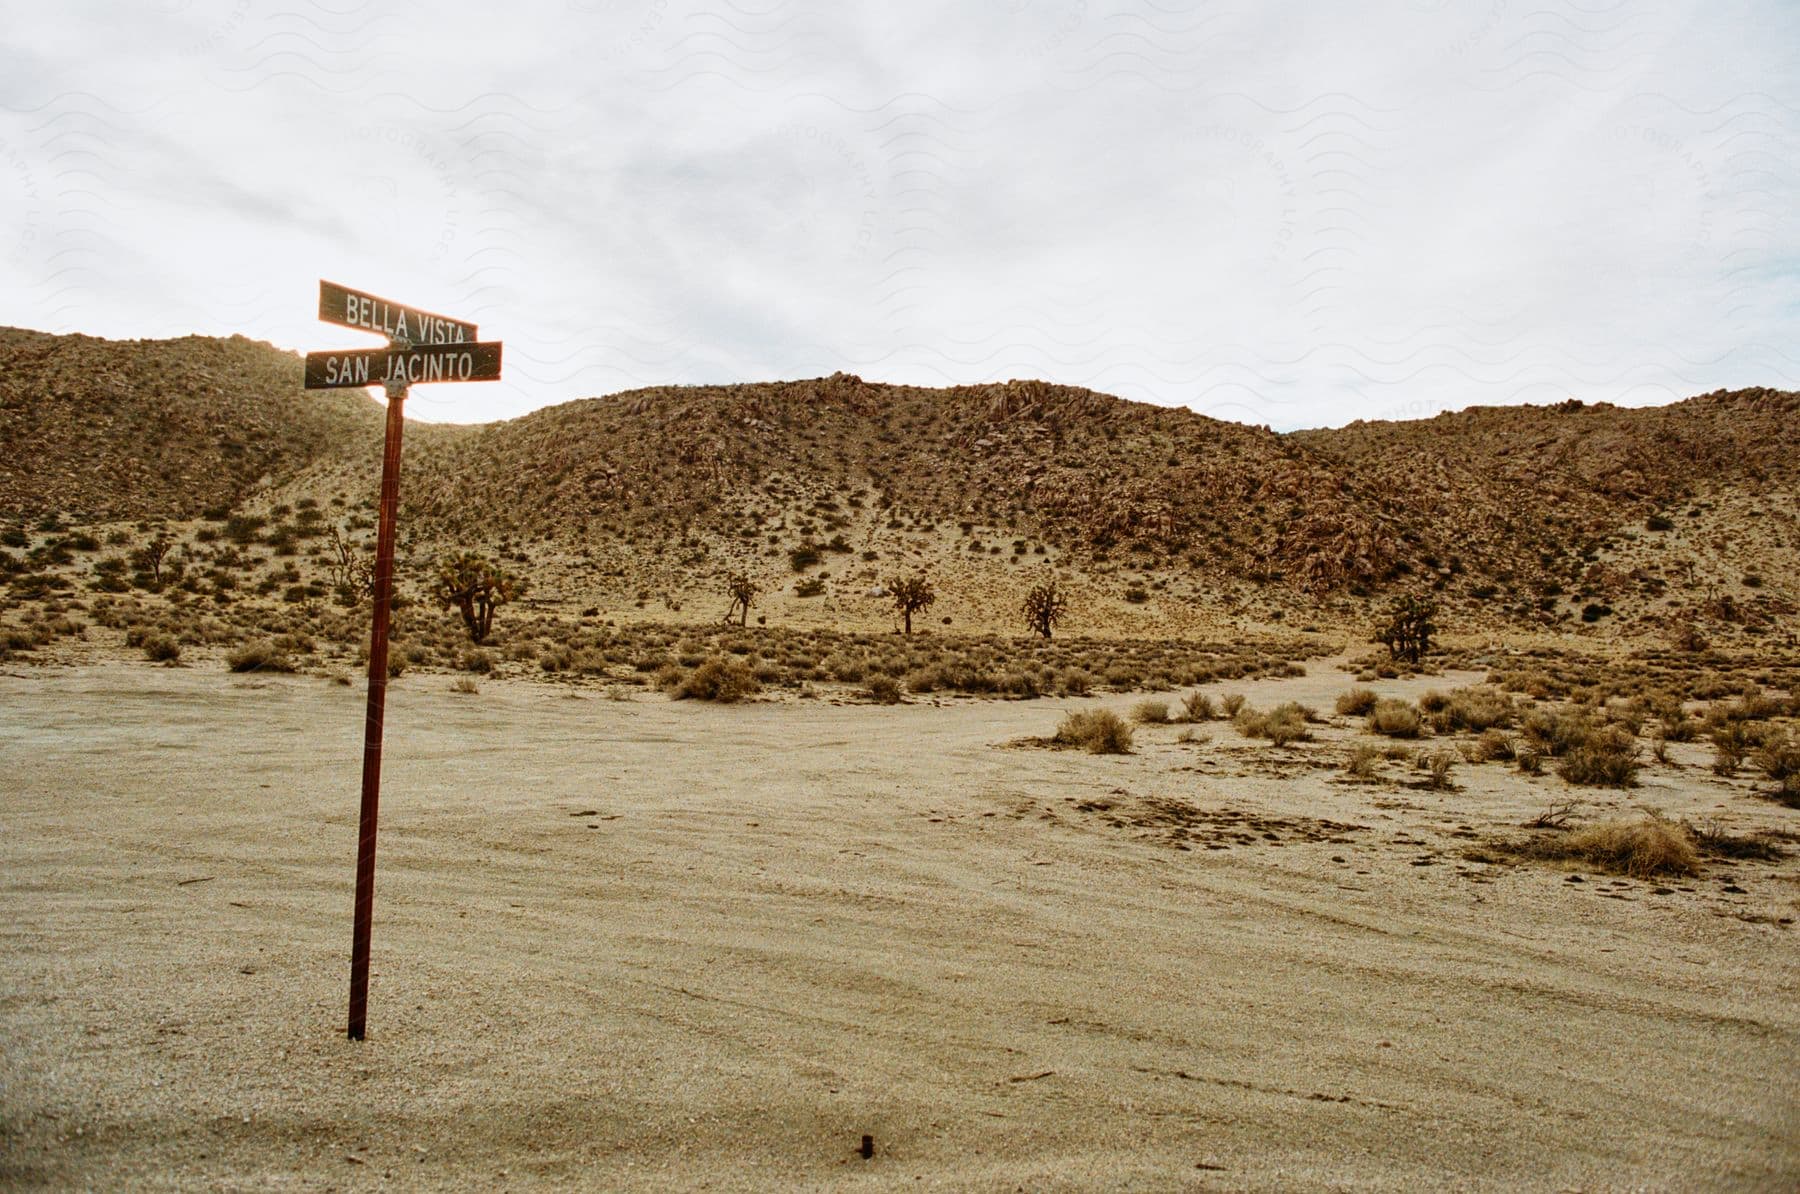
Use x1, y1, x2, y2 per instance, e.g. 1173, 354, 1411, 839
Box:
1335, 687, 1378, 716
1509, 815, 1700, 878
1420, 749, 1457, 790
1684, 820, 1789, 861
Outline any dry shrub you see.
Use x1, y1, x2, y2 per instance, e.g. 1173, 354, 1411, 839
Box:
1421, 749, 1457, 790
225, 640, 295, 673
1343, 743, 1381, 779
1058, 668, 1094, 696
1220, 693, 1247, 717
1549, 816, 1699, 878
1493, 667, 1558, 700
141, 632, 181, 663
1235, 702, 1313, 746
1054, 709, 1134, 754
1520, 706, 1600, 758
1685, 820, 1788, 861
999, 671, 1042, 699
1660, 712, 1700, 742
1753, 730, 1800, 802
864, 675, 902, 704
1179, 691, 1216, 722
1335, 687, 1378, 716
1712, 689, 1786, 723
1710, 723, 1750, 776
449, 676, 479, 695
1103, 664, 1144, 691
671, 655, 760, 702
1525, 799, 1580, 829
1367, 699, 1423, 738
1433, 686, 1516, 733
1557, 725, 1641, 788
1133, 698, 1171, 724
1469, 728, 1514, 762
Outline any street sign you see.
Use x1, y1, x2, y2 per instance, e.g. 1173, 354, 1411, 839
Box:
318, 279, 478, 345
304, 342, 503, 389
306, 280, 500, 1042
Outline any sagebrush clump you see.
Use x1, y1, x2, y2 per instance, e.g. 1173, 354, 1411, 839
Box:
1366, 699, 1423, 738
141, 632, 181, 663
225, 640, 295, 673
1053, 709, 1134, 754
1179, 691, 1216, 721
669, 655, 760, 702
1557, 725, 1641, 788
1132, 699, 1170, 724
1754, 730, 1800, 803
1235, 702, 1314, 746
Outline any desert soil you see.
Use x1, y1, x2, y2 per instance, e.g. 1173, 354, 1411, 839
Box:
2, 661, 1797, 1191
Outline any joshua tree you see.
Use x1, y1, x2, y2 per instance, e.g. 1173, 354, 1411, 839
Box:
435, 551, 526, 644
327, 525, 374, 607
1023, 579, 1068, 640
1374, 593, 1437, 663
887, 572, 935, 634
132, 534, 174, 589
723, 570, 758, 627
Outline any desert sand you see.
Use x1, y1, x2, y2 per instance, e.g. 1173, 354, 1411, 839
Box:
2, 661, 1797, 1190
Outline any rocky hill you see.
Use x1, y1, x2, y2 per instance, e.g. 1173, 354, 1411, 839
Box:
0, 328, 390, 520
2, 328, 1794, 639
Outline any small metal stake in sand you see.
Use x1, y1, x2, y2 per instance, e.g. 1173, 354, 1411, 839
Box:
302, 280, 502, 1040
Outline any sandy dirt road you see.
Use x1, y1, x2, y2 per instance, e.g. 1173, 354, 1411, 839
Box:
2, 662, 1797, 1190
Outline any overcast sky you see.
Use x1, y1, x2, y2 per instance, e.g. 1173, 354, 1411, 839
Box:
3, 1, 1795, 429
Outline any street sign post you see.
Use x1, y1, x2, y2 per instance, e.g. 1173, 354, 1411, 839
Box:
305, 280, 500, 1041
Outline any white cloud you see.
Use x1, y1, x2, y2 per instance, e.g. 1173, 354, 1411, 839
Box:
1, 0, 1794, 428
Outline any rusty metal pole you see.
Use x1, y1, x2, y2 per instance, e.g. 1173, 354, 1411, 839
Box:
347, 375, 408, 1040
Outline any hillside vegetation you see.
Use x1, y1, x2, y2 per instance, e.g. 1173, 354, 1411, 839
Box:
2, 329, 1794, 641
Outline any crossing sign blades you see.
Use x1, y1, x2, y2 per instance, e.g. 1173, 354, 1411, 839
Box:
318, 279, 478, 345
304, 341, 502, 389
